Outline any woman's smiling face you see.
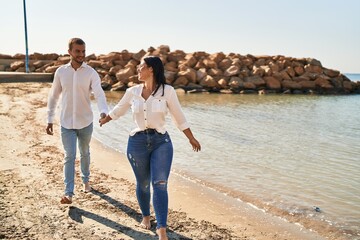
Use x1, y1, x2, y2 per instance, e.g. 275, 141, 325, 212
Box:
137, 61, 152, 81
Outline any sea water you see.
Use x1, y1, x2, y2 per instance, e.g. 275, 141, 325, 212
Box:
92, 73, 360, 239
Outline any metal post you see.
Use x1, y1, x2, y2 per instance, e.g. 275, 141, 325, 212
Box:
23, 0, 29, 73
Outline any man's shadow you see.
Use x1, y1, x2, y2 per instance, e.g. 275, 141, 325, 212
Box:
89, 188, 192, 239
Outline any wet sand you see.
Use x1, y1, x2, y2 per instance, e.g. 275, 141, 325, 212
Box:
0, 82, 329, 239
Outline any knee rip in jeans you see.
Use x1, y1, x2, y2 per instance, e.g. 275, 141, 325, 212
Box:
154, 180, 167, 187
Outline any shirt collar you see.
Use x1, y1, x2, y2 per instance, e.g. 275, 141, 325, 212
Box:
65, 61, 88, 69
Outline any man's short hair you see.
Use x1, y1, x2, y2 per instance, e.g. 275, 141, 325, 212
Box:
68, 38, 85, 50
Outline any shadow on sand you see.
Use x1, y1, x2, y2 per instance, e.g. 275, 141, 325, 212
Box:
68, 188, 191, 239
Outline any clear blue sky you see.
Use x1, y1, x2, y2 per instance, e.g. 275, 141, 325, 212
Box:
1, 0, 359, 73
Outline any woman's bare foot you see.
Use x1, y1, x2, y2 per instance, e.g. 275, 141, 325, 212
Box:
156, 227, 168, 240
139, 216, 151, 230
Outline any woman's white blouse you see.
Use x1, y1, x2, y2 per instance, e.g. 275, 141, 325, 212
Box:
109, 84, 190, 136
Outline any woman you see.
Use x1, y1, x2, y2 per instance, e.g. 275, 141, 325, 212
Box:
99, 56, 201, 240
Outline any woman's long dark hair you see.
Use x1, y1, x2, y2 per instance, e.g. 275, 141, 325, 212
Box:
143, 56, 166, 96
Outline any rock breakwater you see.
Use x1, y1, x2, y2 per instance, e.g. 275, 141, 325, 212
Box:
1, 45, 359, 94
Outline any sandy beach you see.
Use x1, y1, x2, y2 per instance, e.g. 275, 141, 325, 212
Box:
0, 82, 330, 240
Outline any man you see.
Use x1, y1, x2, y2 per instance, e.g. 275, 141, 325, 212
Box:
46, 38, 108, 204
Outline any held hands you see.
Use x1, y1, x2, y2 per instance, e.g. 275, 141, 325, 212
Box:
99, 113, 112, 127
100, 112, 107, 119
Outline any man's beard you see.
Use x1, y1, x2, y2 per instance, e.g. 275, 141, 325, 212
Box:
72, 58, 83, 65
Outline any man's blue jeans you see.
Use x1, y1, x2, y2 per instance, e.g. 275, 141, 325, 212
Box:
127, 130, 173, 229
61, 123, 93, 197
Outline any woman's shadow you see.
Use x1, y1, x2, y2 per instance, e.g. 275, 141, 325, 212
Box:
68, 188, 191, 239
68, 206, 152, 239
